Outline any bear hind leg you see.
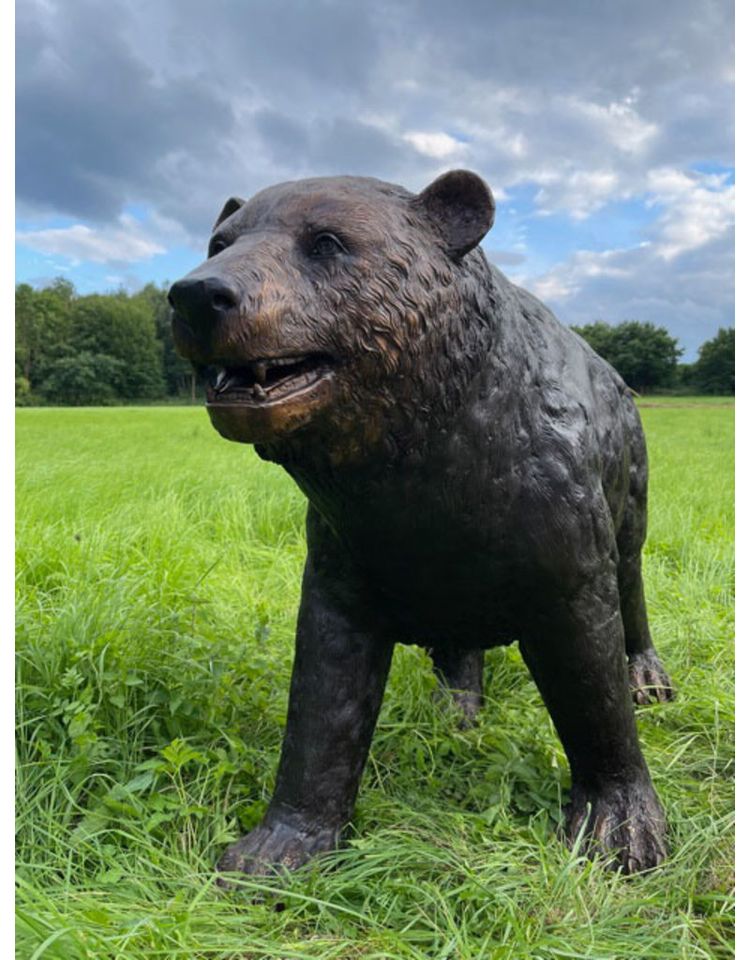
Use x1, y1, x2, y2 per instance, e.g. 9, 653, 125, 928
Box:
430, 646, 484, 726
617, 484, 674, 706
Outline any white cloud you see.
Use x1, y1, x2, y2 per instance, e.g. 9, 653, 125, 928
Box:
523, 169, 734, 309
523, 244, 647, 302
533, 169, 622, 220
499, 132, 528, 159
16, 214, 166, 264
528, 273, 576, 302
516, 230, 732, 359
403, 131, 469, 159
645, 167, 735, 260
563, 95, 659, 155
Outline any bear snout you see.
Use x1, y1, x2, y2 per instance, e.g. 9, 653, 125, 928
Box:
169, 275, 241, 338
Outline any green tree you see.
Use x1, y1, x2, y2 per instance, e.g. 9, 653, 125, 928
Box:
691, 328, 734, 395
571, 321, 682, 392
15, 284, 37, 382
15, 279, 75, 391
675, 363, 695, 390
39, 353, 125, 406
133, 283, 195, 397
70, 294, 165, 400
15, 375, 32, 406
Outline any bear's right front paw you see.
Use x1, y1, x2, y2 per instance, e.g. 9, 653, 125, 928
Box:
216, 816, 341, 886
564, 778, 668, 874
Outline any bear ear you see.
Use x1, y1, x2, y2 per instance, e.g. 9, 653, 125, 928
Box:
212, 196, 245, 231
414, 170, 495, 260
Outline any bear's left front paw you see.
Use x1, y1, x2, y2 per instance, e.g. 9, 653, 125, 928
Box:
564, 778, 668, 874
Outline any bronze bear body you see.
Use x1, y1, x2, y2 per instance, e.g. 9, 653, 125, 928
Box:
169, 170, 673, 879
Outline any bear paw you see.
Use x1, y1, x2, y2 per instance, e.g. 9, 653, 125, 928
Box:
629, 650, 675, 705
433, 686, 483, 727
451, 689, 483, 727
216, 816, 340, 886
564, 779, 668, 874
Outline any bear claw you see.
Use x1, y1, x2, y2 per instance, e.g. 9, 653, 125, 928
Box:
628, 650, 674, 705
564, 779, 668, 874
216, 817, 340, 887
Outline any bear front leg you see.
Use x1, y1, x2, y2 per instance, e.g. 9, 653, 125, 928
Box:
520, 568, 668, 874
217, 563, 393, 882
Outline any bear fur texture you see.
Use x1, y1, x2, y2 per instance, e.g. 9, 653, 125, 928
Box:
169, 170, 674, 880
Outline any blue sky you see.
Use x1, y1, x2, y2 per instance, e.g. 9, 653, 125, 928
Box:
16, 0, 734, 359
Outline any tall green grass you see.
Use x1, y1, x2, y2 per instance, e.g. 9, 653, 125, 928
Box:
16, 403, 734, 959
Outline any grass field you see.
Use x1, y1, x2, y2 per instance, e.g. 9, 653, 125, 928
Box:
16, 401, 734, 959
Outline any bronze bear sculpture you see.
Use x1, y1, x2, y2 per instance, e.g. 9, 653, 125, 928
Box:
169, 169, 673, 879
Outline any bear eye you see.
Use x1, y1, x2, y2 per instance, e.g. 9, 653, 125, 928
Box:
310, 232, 346, 258
208, 237, 229, 258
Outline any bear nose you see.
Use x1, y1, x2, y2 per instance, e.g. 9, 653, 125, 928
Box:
168, 276, 240, 333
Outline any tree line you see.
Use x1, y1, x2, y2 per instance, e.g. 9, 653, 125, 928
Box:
15, 279, 194, 406
15, 280, 734, 405
570, 321, 734, 396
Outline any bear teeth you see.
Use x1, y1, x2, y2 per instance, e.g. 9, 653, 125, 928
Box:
250, 361, 268, 385
210, 355, 333, 401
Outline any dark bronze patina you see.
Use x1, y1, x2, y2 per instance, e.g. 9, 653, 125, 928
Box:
170, 170, 674, 880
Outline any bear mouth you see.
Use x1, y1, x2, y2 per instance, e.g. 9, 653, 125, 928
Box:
204, 354, 335, 406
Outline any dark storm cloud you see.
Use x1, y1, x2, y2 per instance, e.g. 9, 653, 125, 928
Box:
308, 118, 422, 180
165, 0, 382, 96
253, 110, 311, 169
392, 0, 732, 107
252, 111, 421, 182
16, 0, 235, 221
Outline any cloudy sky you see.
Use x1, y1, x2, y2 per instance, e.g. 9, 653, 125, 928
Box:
16, 0, 734, 358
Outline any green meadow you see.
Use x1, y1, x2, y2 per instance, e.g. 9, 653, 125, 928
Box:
16, 402, 734, 959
